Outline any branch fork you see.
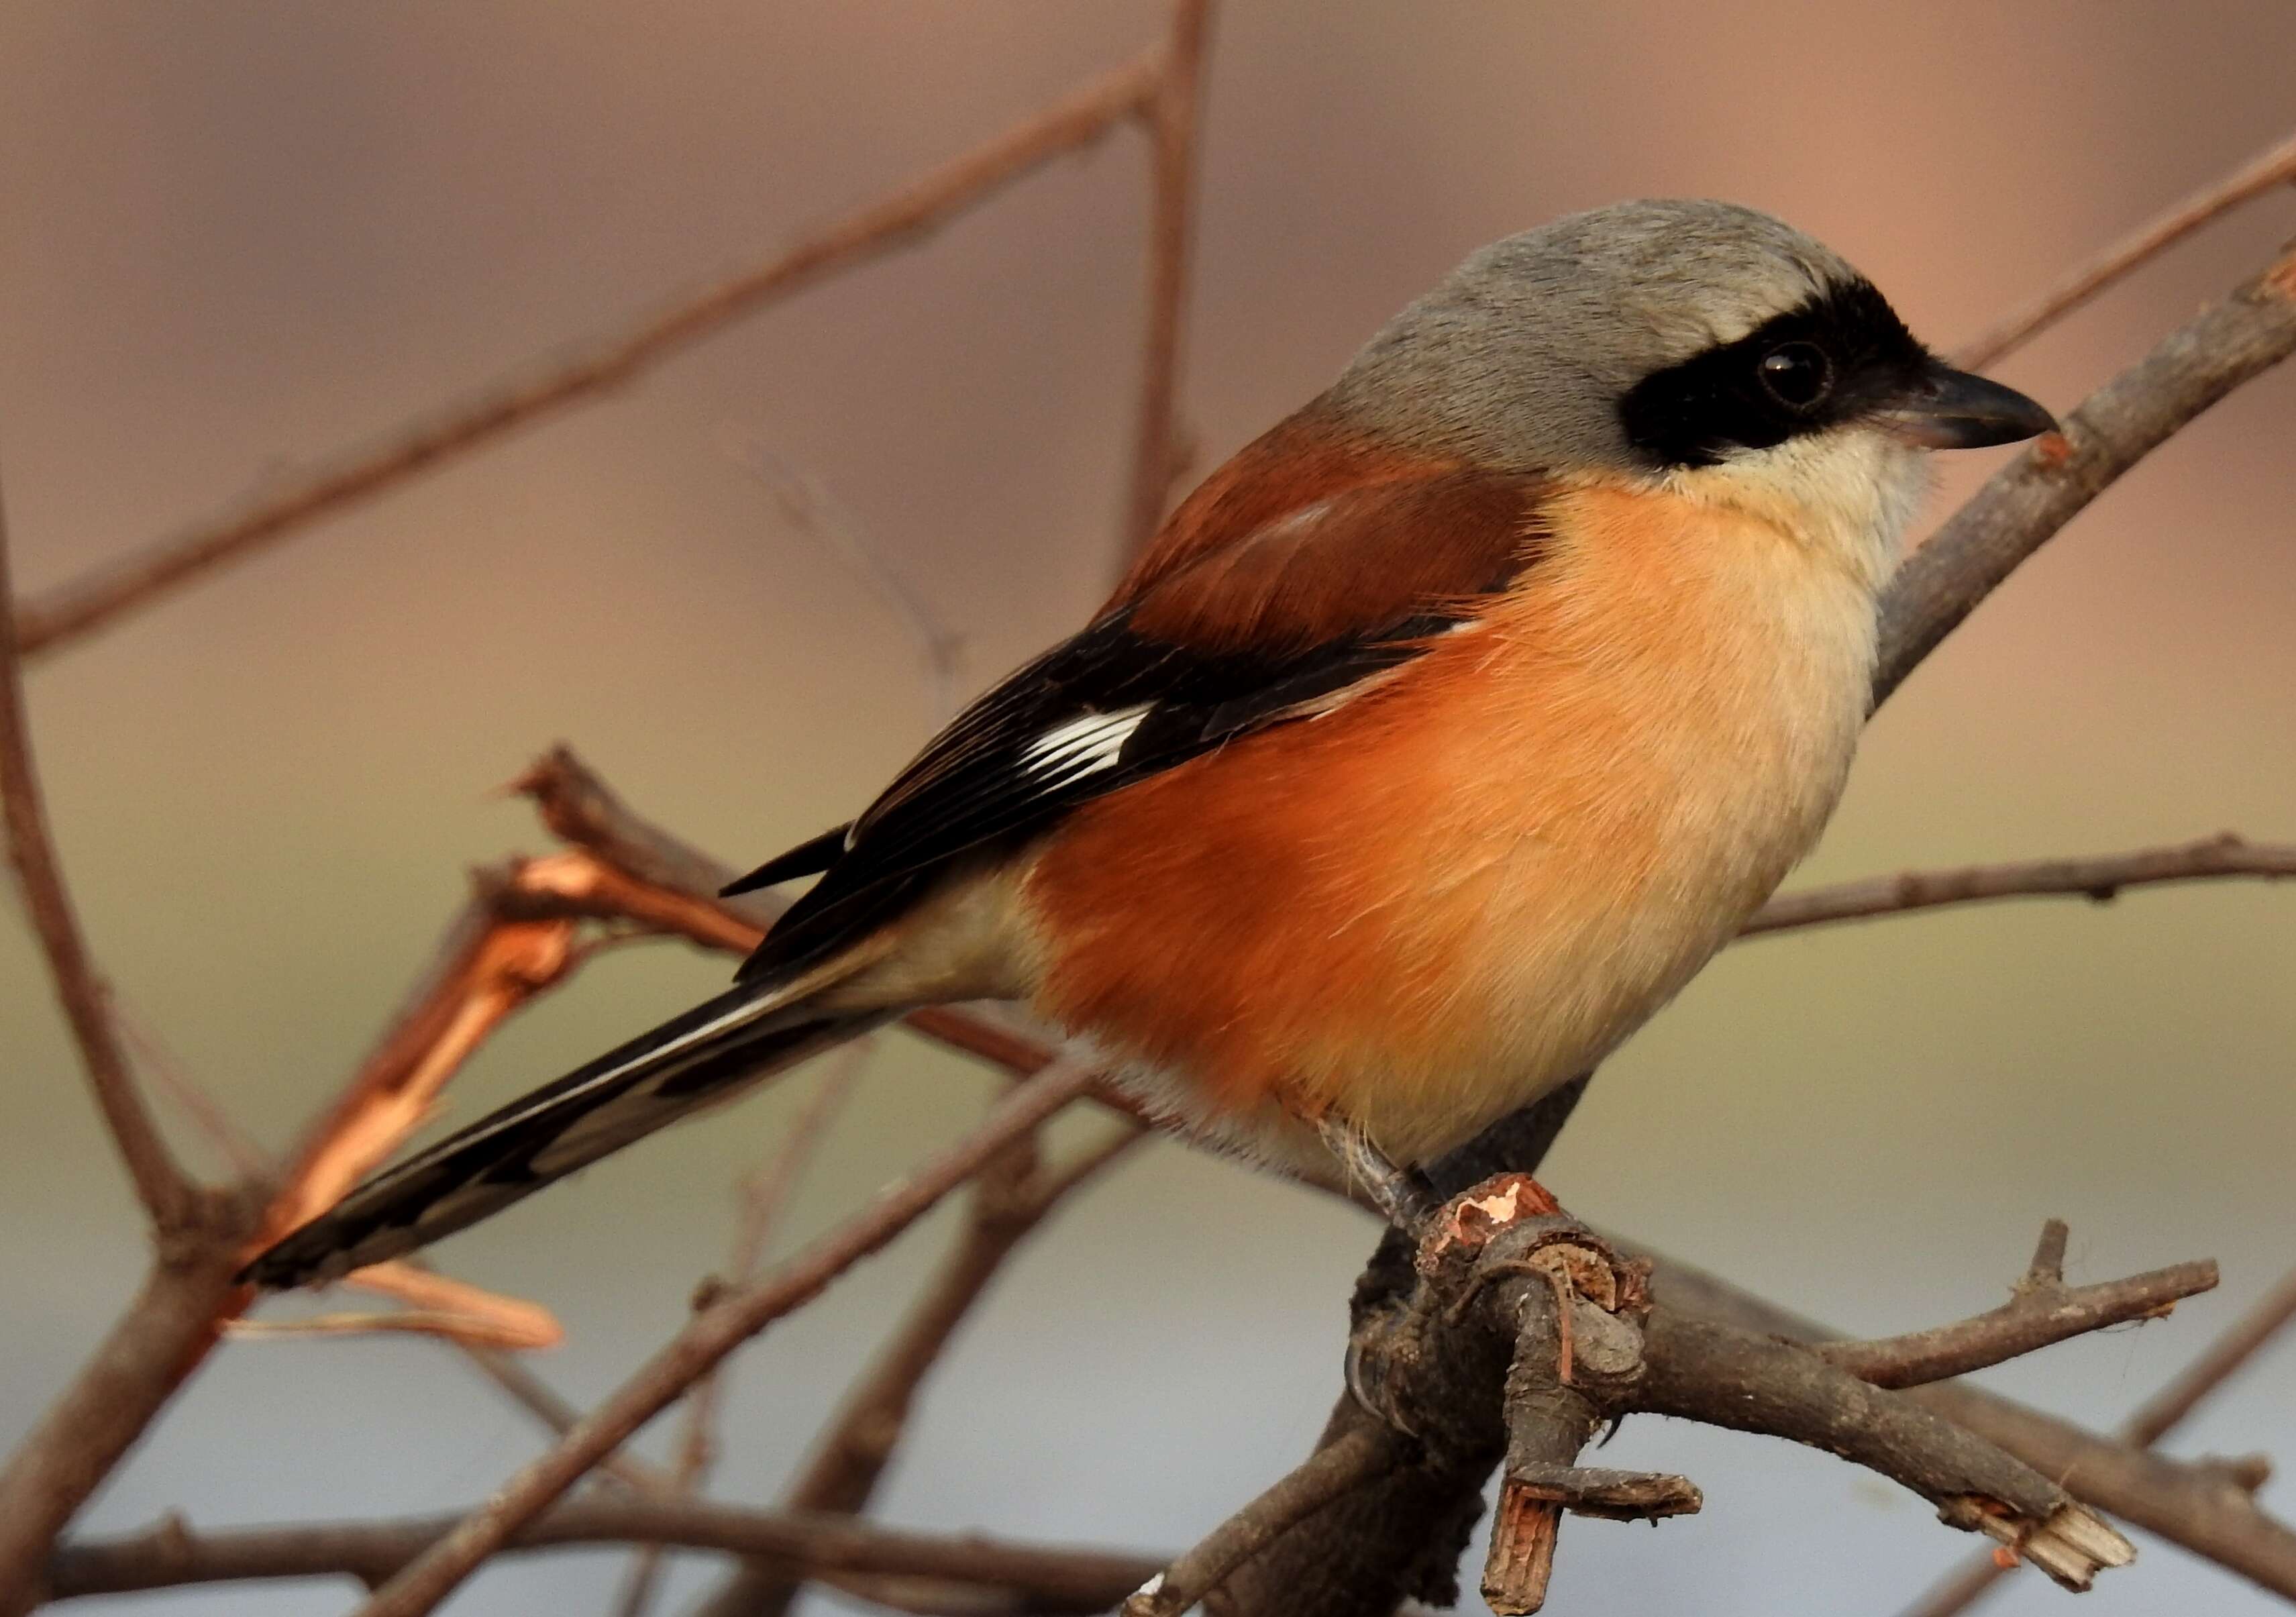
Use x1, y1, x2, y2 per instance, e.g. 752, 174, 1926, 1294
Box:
1184, 1184, 2201, 1617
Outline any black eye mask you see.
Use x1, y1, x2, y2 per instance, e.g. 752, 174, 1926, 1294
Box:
1616, 278, 1934, 469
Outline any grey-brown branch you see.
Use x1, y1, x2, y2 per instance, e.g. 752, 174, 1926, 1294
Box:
44, 1498, 1162, 1611
1158, 1183, 2203, 1617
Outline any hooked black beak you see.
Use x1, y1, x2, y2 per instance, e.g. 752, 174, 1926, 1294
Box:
1882, 360, 2057, 450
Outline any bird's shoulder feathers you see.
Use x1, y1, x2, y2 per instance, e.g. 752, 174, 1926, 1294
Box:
732, 406, 1551, 988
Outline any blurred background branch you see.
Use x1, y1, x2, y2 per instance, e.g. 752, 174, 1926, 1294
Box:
1, 6, 2292, 1616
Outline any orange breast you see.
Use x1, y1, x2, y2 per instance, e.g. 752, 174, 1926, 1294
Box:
1020, 480, 1878, 1167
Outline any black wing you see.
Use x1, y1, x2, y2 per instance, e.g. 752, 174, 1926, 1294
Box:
735, 468, 1546, 988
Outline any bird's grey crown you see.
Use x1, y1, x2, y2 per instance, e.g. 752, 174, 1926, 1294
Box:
1324, 199, 1871, 474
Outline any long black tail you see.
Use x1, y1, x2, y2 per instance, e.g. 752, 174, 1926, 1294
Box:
243, 986, 884, 1289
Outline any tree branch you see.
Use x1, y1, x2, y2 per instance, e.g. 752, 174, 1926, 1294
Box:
696, 1118, 1147, 1617
1638, 1312, 2135, 1590
1899, 1256, 2296, 1617
0, 832, 710, 1609
44, 1498, 1163, 1610
449, 1341, 678, 1498
613, 1052, 867, 1617
1120, 1424, 1401, 1617
1875, 232, 2296, 705
12, 51, 1163, 660
1813, 1240, 2215, 1390
1952, 126, 2296, 370
1188, 1192, 2185, 1617
1119, 0, 1214, 560
510, 745, 1159, 1125
346, 1055, 1102, 1617
2124, 1262, 2296, 1445
0, 1196, 254, 1616
0, 466, 252, 1615
262, 862, 590, 1253
0, 468, 195, 1229
1646, 1249, 2296, 1604
1741, 832, 2296, 938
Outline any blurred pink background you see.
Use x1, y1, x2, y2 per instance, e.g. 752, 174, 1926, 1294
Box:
3, 4, 2292, 1613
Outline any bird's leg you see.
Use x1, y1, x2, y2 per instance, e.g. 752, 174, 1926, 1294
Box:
1316, 1114, 1439, 1233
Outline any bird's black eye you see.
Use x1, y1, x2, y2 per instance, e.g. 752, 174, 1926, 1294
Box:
1757, 342, 1832, 409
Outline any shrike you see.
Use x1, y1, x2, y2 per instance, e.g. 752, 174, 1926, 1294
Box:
249, 199, 2053, 1289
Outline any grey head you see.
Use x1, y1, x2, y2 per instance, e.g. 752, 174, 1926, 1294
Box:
1324, 199, 2052, 474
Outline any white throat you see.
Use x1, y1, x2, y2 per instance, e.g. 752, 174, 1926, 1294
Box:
1665, 428, 1931, 594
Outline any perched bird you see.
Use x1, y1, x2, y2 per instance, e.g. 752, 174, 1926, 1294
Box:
247, 200, 2052, 1289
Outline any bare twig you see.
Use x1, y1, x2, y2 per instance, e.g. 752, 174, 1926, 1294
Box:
1954, 127, 2296, 370
289, 1261, 564, 1351
1814, 1243, 2215, 1389
258, 866, 585, 1257
613, 1053, 868, 1617
1876, 232, 2296, 704
695, 1118, 1147, 1617
349, 1055, 1102, 1617
1646, 1250, 2296, 1606
44, 1498, 1163, 1611
0, 470, 196, 1229
229, 1308, 555, 1351
1120, 0, 1215, 559
112, 997, 269, 1182
1121, 1424, 1400, 1617
722, 436, 967, 725
160, 961, 641, 1473
1741, 832, 2296, 937
2024, 1217, 2069, 1288
1900, 1259, 2296, 1617
13, 52, 1163, 660
511, 745, 1158, 1127
1910, 1379, 2295, 1602
256, 843, 760, 1271
0, 1206, 254, 1616
2124, 1263, 2296, 1445
1204, 1198, 2180, 1617
448, 1343, 678, 1497
1639, 1314, 2136, 1591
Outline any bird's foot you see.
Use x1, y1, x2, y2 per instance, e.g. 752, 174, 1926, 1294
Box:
1342, 1171, 1587, 1437
1316, 1114, 1439, 1232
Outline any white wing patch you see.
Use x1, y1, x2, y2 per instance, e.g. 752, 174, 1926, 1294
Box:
1023, 703, 1151, 782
